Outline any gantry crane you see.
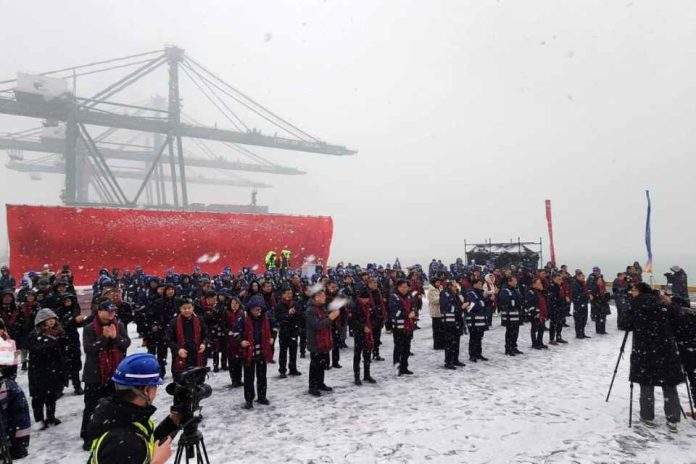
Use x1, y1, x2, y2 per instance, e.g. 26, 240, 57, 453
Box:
0, 46, 356, 210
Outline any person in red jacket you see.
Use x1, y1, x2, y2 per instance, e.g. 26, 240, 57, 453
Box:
305, 289, 340, 397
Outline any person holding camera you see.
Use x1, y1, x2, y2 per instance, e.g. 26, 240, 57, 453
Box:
167, 299, 208, 380
673, 295, 696, 418
236, 295, 276, 409
80, 302, 131, 450
666, 266, 690, 305
306, 288, 340, 397
627, 282, 684, 431
85, 353, 180, 464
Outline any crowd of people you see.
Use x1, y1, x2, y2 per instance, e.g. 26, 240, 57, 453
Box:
0, 257, 693, 462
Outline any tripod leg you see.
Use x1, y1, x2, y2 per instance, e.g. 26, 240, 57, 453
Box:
629, 382, 633, 428
199, 437, 211, 464
174, 441, 184, 464
684, 374, 695, 419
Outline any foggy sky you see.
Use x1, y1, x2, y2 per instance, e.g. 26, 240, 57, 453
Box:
1, 0, 695, 280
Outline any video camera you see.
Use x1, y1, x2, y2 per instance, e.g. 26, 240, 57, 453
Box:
165, 367, 212, 434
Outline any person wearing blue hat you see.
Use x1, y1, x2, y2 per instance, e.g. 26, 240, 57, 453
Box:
80, 302, 131, 450
84, 353, 180, 464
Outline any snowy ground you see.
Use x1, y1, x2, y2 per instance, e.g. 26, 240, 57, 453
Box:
20, 302, 696, 464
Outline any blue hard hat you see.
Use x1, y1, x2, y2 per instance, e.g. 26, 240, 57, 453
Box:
112, 353, 163, 387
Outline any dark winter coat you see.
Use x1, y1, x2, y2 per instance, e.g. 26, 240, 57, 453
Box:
439, 290, 463, 329
0, 376, 31, 460
627, 292, 684, 387
276, 298, 304, 338
546, 283, 565, 324
139, 300, 170, 344
671, 269, 689, 302
0, 301, 29, 350
84, 396, 178, 464
82, 320, 131, 385
54, 302, 84, 373
465, 289, 488, 331
588, 274, 611, 320
498, 286, 523, 327
674, 304, 696, 373
612, 278, 631, 330
27, 328, 66, 398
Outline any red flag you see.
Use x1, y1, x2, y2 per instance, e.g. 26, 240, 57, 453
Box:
545, 200, 556, 266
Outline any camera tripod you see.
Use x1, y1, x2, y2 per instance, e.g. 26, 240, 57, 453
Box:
173, 428, 210, 464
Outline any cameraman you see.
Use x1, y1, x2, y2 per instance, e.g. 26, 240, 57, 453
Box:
665, 266, 690, 305
85, 353, 180, 464
627, 283, 683, 431
673, 295, 696, 418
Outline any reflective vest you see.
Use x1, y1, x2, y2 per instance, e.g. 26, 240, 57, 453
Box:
89, 419, 155, 464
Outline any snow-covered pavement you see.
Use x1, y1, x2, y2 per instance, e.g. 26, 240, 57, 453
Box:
20, 307, 696, 463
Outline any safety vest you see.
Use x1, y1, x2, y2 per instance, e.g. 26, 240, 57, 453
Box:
89, 419, 155, 464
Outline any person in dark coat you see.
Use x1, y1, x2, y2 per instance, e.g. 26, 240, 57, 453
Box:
166, 299, 208, 380
326, 281, 347, 368
275, 287, 303, 378
27, 309, 66, 429
0, 289, 29, 373
439, 281, 468, 369
612, 272, 631, 331
673, 296, 696, 417
80, 302, 131, 449
571, 270, 591, 339
546, 274, 568, 345
366, 278, 387, 361
140, 287, 171, 378
465, 279, 489, 362
236, 295, 276, 409
667, 266, 690, 305
0, 359, 31, 460
627, 283, 684, 431
526, 278, 548, 350
224, 297, 245, 387
305, 289, 340, 396
0, 266, 16, 292
18, 290, 39, 371
587, 267, 610, 335
389, 279, 417, 375
54, 293, 85, 395
196, 290, 225, 372
499, 276, 524, 356
349, 290, 378, 384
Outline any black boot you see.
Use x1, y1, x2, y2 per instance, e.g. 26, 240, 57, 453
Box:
354, 373, 363, 386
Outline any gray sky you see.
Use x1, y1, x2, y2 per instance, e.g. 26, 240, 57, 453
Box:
1, 0, 695, 279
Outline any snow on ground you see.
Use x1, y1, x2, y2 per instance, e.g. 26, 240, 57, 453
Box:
20, 302, 696, 464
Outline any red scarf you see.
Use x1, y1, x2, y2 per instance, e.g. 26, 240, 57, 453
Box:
0, 305, 19, 328
174, 314, 203, 371
93, 318, 123, 385
243, 314, 273, 364
313, 305, 333, 352
357, 298, 375, 350
534, 289, 548, 320
398, 293, 415, 333
225, 308, 244, 358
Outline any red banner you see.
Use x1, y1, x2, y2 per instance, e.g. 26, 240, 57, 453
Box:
545, 199, 556, 266
7, 205, 333, 285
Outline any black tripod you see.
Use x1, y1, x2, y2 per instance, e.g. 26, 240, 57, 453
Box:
173, 417, 210, 464
606, 330, 633, 426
